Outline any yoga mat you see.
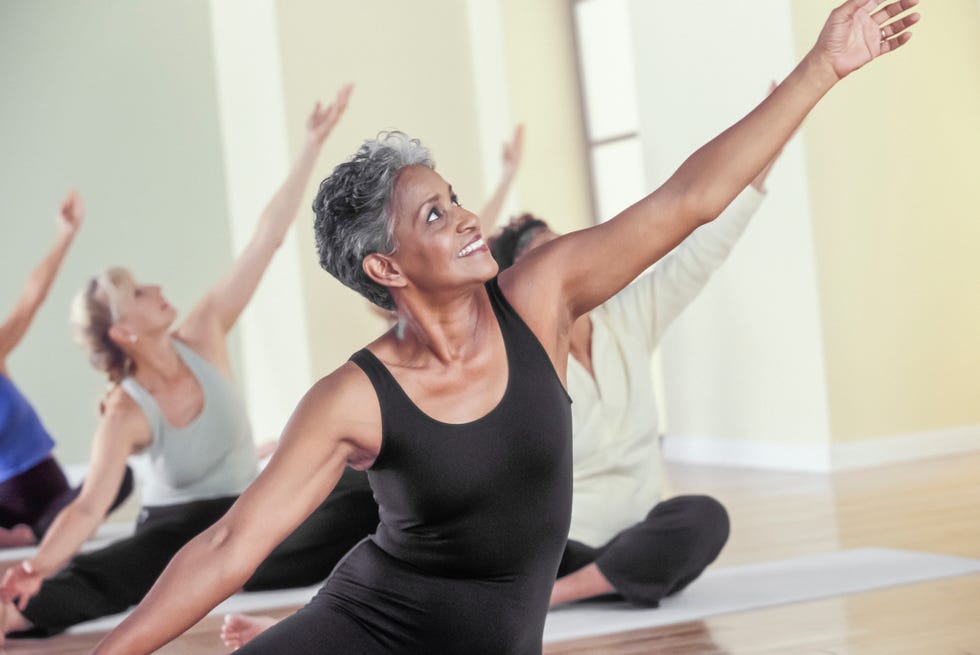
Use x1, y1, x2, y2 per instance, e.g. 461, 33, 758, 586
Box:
67, 548, 980, 638
70, 582, 323, 634
542, 548, 980, 643
0, 521, 134, 564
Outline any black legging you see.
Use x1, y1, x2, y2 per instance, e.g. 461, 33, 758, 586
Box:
558, 495, 730, 606
0, 456, 135, 541
13, 467, 379, 638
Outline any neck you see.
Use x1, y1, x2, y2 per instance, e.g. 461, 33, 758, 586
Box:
392, 286, 489, 365
129, 335, 183, 387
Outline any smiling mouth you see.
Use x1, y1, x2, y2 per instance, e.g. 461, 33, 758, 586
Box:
458, 237, 486, 258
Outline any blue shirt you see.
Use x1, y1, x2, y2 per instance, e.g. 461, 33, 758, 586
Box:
0, 374, 56, 483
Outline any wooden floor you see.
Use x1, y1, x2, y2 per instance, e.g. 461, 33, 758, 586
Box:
4, 452, 979, 654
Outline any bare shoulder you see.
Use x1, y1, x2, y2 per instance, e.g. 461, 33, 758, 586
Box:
497, 247, 571, 359
171, 323, 231, 374
289, 361, 382, 470
99, 386, 152, 451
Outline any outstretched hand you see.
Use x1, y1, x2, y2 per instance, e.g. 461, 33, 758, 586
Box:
57, 189, 84, 235
502, 124, 524, 180
305, 83, 354, 146
0, 560, 44, 611
814, 0, 920, 79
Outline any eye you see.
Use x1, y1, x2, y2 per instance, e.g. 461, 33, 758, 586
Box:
450, 193, 460, 207
134, 289, 143, 297
427, 207, 442, 223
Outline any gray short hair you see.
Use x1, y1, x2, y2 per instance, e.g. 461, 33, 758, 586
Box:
313, 131, 434, 309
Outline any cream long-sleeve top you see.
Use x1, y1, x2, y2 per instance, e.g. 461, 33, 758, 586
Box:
568, 186, 764, 547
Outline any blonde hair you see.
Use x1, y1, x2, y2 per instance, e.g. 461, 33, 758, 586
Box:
70, 267, 137, 384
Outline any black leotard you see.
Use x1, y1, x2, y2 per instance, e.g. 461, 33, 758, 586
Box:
238, 278, 572, 654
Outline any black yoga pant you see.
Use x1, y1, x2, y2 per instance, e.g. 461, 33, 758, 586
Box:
15, 467, 379, 637
557, 495, 730, 607
0, 456, 135, 541
239, 496, 730, 653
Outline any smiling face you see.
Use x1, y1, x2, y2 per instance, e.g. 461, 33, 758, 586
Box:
370, 165, 498, 304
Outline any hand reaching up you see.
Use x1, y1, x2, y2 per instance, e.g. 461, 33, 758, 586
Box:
306, 83, 354, 147
814, 0, 920, 80
57, 189, 84, 236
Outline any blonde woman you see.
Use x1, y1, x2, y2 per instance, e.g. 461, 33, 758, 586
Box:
0, 85, 380, 640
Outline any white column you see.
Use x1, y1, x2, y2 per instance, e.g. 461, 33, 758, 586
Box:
208, 0, 313, 442
465, 0, 520, 218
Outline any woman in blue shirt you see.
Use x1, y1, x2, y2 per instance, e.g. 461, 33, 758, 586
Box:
0, 192, 132, 547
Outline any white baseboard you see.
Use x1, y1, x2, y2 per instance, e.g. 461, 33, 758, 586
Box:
830, 424, 980, 470
664, 424, 980, 472
662, 434, 832, 472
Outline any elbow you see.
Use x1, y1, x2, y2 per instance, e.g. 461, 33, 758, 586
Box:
673, 184, 718, 228
198, 521, 259, 584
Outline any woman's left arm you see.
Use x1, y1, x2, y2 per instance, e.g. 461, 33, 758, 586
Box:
504, 1, 918, 329
184, 84, 352, 337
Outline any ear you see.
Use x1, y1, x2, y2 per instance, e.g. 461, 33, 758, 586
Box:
107, 324, 133, 347
363, 253, 407, 293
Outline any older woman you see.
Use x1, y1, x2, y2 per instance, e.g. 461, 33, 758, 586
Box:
86, 3, 916, 653
0, 86, 384, 640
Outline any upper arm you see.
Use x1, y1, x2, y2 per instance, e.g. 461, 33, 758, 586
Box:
214, 364, 381, 560
175, 241, 269, 344
74, 391, 151, 516
501, 183, 697, 335
0, 293, 42, 361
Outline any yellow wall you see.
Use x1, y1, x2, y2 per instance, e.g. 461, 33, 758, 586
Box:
500, 0, 593, 233
275, 0, 486, 377
274, 0, 594, 377
792, 1, 980, 442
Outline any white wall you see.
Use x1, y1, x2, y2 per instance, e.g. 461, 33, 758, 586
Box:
209, 0, 313, 443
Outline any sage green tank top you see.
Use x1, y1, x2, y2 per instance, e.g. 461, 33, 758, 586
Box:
121, 340, 257, 507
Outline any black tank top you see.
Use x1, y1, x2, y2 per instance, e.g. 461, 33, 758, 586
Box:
351, 277, 573, 581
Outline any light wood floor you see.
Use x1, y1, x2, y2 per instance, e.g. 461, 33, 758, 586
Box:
4, 452, 978, 654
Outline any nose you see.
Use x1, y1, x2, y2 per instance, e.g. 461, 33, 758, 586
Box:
455, 207, 479, 233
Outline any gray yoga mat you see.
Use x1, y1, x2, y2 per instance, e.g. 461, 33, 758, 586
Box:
67, 548, 980, 639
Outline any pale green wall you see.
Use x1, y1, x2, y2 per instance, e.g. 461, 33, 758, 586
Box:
0, 1, 236, 463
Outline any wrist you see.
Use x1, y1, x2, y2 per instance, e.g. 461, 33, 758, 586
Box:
802, 48, 841, 88
56, 223, 77, 239
23, 557, 49, 579
301, 134, 326, 153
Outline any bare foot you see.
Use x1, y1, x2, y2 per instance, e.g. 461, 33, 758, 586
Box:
221, 613, 279, 651
550, 563, 615, 607
1, 599, 32, 644
0, 525, 36, 548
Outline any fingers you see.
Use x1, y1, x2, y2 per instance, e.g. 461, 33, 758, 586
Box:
873, 0, 918, 25
511, 124, 524, 149
880, 30, 913, 55
836, 0, 878, 17
330, 84, 353, 117
879, 11, 920, 40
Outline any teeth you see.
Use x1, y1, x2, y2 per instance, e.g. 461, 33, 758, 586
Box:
458, 238, 484, 257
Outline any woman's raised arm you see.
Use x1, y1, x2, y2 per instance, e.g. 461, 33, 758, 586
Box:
505, 0, 918, 324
